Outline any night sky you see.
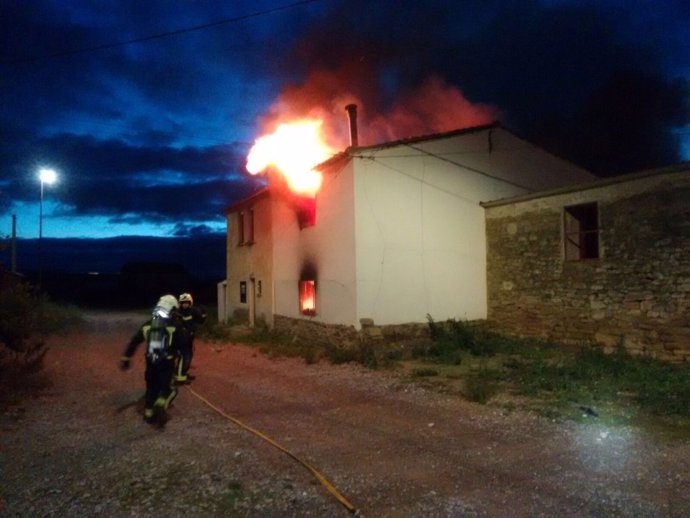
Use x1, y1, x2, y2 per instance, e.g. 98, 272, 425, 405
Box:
1, 0, 688, 276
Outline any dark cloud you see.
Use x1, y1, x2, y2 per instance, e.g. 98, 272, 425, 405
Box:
2, 130, 263, 221
276, 0, 689, 174
0, 0, 688, 263
171, 223, 218, 237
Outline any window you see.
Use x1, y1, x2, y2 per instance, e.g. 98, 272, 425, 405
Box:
564, 202, 599, 260
296, 197, 316, 229
240, 281, 247, 303
237, 208, 255, 245
237, 212, 245, 245
299, 280, 316, 315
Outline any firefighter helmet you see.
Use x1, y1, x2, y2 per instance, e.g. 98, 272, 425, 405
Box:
153, 294, 179, 319
179, 293, 193, 306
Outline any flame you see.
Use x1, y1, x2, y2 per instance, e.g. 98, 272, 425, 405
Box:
246, 119, 334, 197
299, 280, 316, 314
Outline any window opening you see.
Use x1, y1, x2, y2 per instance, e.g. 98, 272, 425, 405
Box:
299, 280, 316, 315
237, 212, 245, 245
564, 202, 599, 260
296, 197, 316, 229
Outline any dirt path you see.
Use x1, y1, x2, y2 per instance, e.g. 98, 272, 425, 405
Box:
1, 313, 689, 516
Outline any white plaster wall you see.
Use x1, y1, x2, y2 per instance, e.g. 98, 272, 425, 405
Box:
353, 154, 489, 324
226, 194, 274, 324
352, 128, 593, 326
418, 127, 596, 193
271, 161, 357, 326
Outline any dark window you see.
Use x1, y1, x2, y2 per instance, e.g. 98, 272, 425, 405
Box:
237, 212, 245, 245
240, 281, 247, 303
299, 280, 316, 315
564, 202, 599, 260
237, 208, 255, 245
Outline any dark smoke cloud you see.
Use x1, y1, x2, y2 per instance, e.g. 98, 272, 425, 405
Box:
268, 0, 689, 175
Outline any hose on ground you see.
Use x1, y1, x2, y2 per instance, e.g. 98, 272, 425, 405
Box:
185, 385, 362, 516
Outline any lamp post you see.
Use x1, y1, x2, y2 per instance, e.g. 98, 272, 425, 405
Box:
38, 168, 57, 285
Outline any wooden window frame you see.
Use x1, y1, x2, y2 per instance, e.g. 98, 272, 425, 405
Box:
564, 202, 600, 261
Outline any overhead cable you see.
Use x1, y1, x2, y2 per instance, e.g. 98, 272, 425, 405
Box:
402, 143, 533, 190
2, 0, 322, 65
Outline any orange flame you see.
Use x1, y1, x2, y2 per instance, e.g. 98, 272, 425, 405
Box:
246, 119, 334, 197
299, 280, 316, 315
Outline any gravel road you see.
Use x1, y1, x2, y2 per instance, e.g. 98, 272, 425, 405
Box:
1, 312, 688, 516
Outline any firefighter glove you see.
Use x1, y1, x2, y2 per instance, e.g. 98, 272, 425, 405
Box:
119, 357, 131, 371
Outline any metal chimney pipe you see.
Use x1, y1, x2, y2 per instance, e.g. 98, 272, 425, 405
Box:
345, 104, 358, 147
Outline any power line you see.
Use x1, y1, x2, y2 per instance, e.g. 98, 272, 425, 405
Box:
402, 143, 534, 190
2, 0, 322, 65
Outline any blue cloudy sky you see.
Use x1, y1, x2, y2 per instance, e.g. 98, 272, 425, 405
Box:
0, 0, 688, 274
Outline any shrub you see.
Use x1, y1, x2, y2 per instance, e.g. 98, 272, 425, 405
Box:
0, 282, 39, 351
463, 365, 500, 403
425, 315, 503, 360
0, 282, 57, 407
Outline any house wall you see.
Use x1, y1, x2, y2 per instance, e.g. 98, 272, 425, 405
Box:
351, 128, 595, 326
484, 167, 690, 362
225, 193, 274, 324
272, 160, 358, 326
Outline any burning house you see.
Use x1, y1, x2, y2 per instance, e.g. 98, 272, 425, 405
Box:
221, 110, 596, 333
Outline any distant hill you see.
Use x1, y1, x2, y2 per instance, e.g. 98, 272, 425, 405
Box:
0, 235, 226, 308
1, 234, 226, 280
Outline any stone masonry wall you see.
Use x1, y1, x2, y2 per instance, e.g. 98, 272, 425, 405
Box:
485, 171, 689, 363
274, 315, 360, 350
273, 315, 429, 351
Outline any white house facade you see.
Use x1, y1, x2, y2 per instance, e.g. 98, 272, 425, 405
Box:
223, 123, 596, 329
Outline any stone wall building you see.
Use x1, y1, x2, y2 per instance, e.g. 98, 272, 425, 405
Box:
482, 163, 689, 362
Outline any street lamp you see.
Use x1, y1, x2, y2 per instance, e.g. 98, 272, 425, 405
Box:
38, 168, 57, 285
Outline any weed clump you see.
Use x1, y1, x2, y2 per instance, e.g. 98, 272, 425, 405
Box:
424, 315, 511, 360
413, 316, 690, 422
0, 281, 78, 407
463, 365, 501, 403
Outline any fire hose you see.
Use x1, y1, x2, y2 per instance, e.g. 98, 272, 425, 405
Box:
185, 386, 362, 517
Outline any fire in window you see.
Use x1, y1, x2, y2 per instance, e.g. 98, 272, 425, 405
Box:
296, 197, 316, 229
299, 280, 316, 315
564, 202, 599, 260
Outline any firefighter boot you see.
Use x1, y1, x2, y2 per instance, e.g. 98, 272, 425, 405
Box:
152, 397, 168, 425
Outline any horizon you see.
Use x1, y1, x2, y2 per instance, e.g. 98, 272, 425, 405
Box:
0, 234, 227, 280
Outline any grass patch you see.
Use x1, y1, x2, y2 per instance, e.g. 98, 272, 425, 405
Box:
217, 480, 247, 512
399, 317, 690, 433
411, 367, 439, 377
196, 313, 689, 434
463, 364, 501, 403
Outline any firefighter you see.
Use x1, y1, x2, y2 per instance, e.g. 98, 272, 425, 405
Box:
119, 294, 182, 424
173, 292, 206, 384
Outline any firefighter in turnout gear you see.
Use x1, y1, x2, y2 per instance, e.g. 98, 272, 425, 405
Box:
173, 292, 206, 384
119, 294, 182, 424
